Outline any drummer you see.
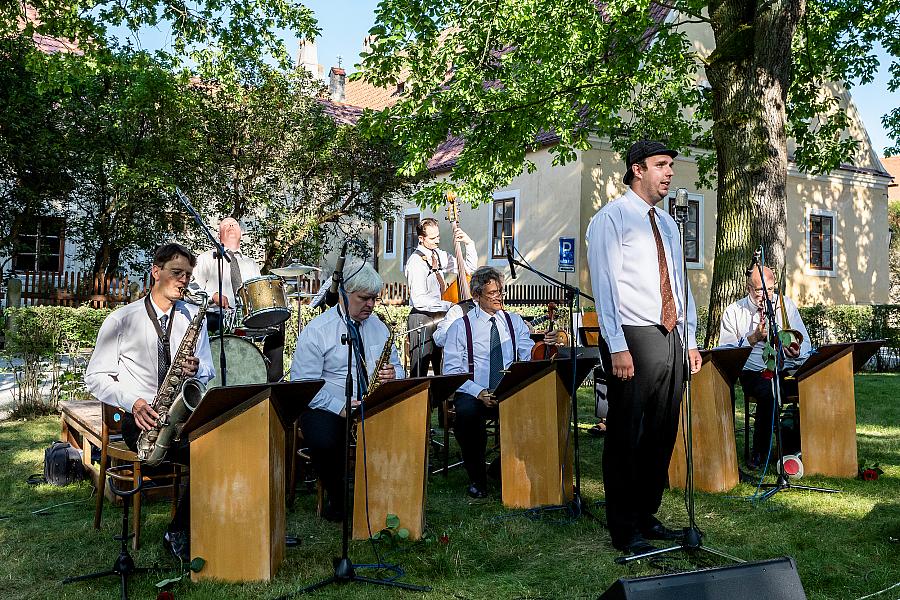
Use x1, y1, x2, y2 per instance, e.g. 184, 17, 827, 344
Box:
191, 217, 285, 382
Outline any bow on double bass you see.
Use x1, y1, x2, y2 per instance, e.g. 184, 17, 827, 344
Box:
441, 191, 472, 304
531, 302, 570, 359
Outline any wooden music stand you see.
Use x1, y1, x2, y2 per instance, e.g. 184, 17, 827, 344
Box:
182, 381, 323, 583
668, 347, 751, 493
787, 340, 883, 478
351, 378, 431, 541
494, 356, 596, 509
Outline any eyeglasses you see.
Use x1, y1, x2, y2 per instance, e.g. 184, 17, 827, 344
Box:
483, 289, 505, 299
165, 267, 192, 281
751, 286, 776, 295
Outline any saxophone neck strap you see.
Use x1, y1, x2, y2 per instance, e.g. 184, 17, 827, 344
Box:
144, 294, 176, 346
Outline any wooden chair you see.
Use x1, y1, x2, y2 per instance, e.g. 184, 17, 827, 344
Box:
93, 404, 181, 550
287, 419, 325, 515
434, 397, 499, 476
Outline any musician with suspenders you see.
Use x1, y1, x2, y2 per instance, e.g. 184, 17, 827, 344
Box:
442, 266, 534, 498
404, 217, 477, 377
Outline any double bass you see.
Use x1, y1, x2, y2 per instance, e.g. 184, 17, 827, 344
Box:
441, 191, 472, 303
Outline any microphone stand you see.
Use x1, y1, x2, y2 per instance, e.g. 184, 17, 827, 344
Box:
619, 199, 742, 565
282, 279, 429, 597
174, 188, 230, 386
754, 249, 839, 500
507, 252, 595, 519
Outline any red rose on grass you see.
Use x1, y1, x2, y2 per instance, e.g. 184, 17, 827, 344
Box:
862, 469, 879, 481
156, 592, 175, 600
439, 534, 450, 545
761, 369, 775, 380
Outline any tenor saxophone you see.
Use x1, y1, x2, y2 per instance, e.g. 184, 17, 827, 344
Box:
364, 320, 397, 398
136, 289, 209, 466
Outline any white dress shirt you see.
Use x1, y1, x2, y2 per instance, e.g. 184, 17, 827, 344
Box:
84, 296, 215, 413
191, 247, 262, 313
433, 302, 466, 347
405, 242, 478, 312
718, 294, 812, 371
443, 304, 535, 397
585, 189, 698, 354
290, 305, 405, 415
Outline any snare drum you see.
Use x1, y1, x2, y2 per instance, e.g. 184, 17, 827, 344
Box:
207, 335, 268, 388
237, 275, 290, 328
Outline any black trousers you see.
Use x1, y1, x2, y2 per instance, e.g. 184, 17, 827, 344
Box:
452, 392, 498, 488
206, 312, 285, 382
123, 415, 190, 533
739, 370, 799, 457
599, 325, 684, 549
408, 309, 445, 377
299, 408, 348, 510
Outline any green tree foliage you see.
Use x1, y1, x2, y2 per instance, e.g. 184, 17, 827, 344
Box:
358, 0, 900, 346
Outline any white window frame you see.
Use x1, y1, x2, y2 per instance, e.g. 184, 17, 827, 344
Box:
805, 207, 837, 277
664, 191, 705, 269
487, 189, 521, 267
382, 216, 397, 259
400, 207, 420, 268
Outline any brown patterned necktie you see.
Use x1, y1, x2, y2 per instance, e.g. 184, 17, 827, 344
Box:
648, 208, 677, 332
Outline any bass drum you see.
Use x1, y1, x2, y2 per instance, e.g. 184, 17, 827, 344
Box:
207, 335, 268, 389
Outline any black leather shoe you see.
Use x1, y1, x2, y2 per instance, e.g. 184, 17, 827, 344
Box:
621, 534, 657, 555
466, 484, 488, 499
640, 522, 684, 541
322, 501, 345, 523
163, 530, 190, 562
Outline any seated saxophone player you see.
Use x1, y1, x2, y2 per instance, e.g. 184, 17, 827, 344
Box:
290, 259, 405, 522
718, 265, 812, 468
442, 266, 535, 499
84, 243, 215, 562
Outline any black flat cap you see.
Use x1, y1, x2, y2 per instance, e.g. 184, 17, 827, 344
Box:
623, 140, 678, 184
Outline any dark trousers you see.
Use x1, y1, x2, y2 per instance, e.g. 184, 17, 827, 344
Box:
123, 415, 190, 533
408, 309, 445, 377
452, 392, 498, 488
599, 325, 684, 549
207, 312, 285, 382
299, 408, 348, 511
739, 370, 799, 457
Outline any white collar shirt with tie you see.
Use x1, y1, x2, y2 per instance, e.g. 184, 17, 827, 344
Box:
718, 294, 812, 371
404, 242, 478, 312
84, 295, 215, 413
289, 305, 406, 416
585, 188, 698, 354
442, 304, 535, 397
191, 247, 262, 312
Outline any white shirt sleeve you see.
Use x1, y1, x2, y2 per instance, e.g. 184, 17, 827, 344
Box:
433, 304, 464, 347
717, 301, 746, 348
406, 251, 451, 312
586, 211, 628, 353
290, 322, 345, 414
84, 314, 139, 412
511, 313, 536, 360
443, 317, 484, 397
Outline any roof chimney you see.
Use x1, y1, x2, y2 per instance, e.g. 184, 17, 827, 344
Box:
329, 66, 346, 102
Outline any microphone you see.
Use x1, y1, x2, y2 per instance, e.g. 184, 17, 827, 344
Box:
673, 187, 689, 223
505, 242, 517, 279
324, 242, 347, 308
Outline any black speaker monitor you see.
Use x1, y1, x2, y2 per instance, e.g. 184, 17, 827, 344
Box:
599, 557, 806, 600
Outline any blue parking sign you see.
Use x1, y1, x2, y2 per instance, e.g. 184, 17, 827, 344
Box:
558, 237, 575, 272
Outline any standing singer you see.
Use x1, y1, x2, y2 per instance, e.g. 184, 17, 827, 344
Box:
586, 140, 702, 556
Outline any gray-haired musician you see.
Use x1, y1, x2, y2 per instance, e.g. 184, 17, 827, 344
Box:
405, 217, 477, 377
290, 260, 405, 521
442, 266, 533, 498
85, 243, 214, 562
192, 217, 285, 381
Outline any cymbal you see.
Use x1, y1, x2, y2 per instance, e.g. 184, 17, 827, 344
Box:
271, 264, 320, 277
286, 292, 316, 298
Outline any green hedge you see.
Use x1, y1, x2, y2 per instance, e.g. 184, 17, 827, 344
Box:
7, 302, 899, 371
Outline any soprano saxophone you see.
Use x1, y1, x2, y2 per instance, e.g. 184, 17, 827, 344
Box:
364, 320, 397, 398
136, 289, 209, 466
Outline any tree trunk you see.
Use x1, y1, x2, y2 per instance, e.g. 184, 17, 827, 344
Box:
704, 0, 804, 347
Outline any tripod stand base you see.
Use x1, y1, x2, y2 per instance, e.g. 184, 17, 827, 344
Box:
280, 558, 431, 597
758, 478, 840, 501
615, 527, 745, 565
63, 552, 154, 600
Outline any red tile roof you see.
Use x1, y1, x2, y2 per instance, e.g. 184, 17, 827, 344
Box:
23, 6, 82, 54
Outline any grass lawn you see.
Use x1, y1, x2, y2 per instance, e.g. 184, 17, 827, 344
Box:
1, 373, 898, 599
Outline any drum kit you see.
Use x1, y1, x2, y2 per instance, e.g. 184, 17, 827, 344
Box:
208, 264, 320, 389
